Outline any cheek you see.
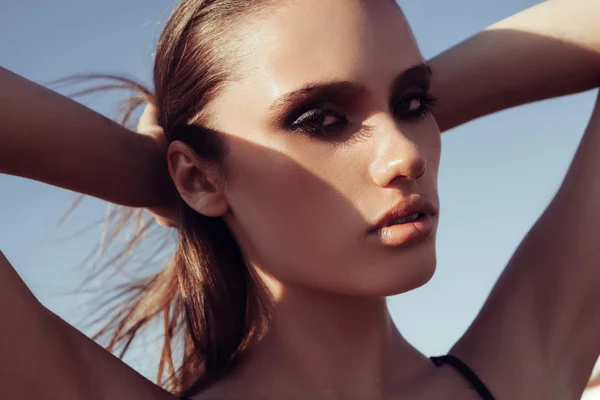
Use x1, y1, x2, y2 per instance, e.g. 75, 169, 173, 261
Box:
223, 143, 360, 282
221, 123, 440, 295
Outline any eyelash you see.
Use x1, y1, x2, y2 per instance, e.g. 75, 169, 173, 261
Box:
289, 108, 349, 136
287, 91, 438, 138
394, 92, 438, 120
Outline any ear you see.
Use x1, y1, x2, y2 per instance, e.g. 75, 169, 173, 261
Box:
167, 141, 229, 217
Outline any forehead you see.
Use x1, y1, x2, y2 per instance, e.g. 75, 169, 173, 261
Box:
210, 0, 423, 127
264, 0, 419, 84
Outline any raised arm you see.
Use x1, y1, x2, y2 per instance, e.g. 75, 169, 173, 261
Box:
429, 2, 600, 399
0, 69, 178, 398
430, 0, 600, 132
0, 67, 172, 207
0, 248, 175, 399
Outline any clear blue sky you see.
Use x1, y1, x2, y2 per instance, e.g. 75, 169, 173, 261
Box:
1, 0, 597, 380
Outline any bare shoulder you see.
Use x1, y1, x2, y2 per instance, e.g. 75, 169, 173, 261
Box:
0, 250, 175, 400
450, 95, 600, 400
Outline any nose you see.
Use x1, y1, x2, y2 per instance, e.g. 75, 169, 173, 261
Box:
369, 123, 426, 187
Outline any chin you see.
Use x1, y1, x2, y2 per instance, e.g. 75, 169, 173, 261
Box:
388, 261, 436, 296
355, 248, 438, 297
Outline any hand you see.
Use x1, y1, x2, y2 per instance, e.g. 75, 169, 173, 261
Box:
137, 103, 178, 227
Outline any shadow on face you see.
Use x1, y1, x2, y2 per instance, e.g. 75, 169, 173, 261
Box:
170, 0, 442, 299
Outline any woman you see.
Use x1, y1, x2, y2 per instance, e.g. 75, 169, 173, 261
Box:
2, 0, 600, 399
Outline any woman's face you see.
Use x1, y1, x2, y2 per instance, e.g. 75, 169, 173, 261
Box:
205, 0, 441, 297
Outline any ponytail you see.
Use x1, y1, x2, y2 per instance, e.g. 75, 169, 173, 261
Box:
64, 0, 275, 395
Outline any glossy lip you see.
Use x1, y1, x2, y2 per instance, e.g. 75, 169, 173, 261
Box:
368, 196, 438, 234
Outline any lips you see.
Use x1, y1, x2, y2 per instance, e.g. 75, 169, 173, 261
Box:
369, 196, 437, 234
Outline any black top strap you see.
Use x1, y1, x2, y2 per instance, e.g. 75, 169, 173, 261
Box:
430, 355, 496, 400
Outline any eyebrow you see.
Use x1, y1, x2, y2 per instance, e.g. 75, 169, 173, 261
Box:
268, 62, 433, 112
390, 62, 433, 94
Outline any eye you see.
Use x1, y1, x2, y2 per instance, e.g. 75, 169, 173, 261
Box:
407, 98, 423, 112
288, 108, 349, 137
392, 90, 438, 121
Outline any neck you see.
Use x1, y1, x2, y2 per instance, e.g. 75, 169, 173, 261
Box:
229, 286, 433, 400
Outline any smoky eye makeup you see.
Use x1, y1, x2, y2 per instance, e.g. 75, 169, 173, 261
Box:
283, 102, 350, 137
388, 64, 436, 121
391, 86, 438, 121
269, 81, 367, 136
270, 63, 436, 138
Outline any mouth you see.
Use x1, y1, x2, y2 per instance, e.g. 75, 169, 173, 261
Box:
368, 197, 438, 246
370, 196, 437, 232
385, 212, 427, 226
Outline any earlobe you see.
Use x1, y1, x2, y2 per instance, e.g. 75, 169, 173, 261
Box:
167, 141, 229, 217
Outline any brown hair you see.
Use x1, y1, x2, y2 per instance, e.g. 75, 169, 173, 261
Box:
69, 0, 275, 396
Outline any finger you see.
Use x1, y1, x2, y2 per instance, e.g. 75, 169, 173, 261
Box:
136, 104, 167, 149
137, 103, 159, 132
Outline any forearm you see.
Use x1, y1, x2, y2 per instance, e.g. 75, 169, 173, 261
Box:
0, 67, 172, 207
430, 0, 600, 132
